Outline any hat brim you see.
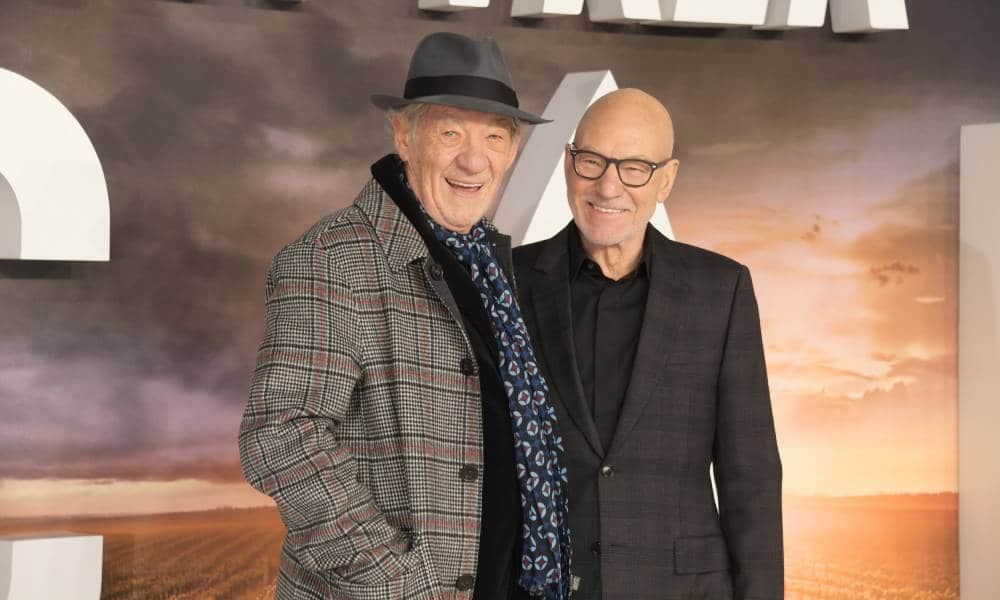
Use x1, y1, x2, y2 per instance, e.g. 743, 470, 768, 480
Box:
371, 93, 551, 125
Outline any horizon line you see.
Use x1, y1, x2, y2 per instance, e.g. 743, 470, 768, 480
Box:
0, 491, 960, 522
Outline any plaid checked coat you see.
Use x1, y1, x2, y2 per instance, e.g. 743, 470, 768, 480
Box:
240, 177, 508, 599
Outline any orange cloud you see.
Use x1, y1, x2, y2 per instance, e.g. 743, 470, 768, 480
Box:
676, 166, 957, 496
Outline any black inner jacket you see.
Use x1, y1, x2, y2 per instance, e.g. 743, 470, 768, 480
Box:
372, 154, 529, 600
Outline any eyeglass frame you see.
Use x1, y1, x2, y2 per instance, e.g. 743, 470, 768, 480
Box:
567, 143, 672, 188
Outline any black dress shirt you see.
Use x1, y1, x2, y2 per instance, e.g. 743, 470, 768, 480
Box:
568, 224, 652, 451
373, 155, 527, 600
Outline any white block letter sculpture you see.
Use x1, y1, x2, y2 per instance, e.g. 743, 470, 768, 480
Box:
586, 0, 662, 23
418, 0, 490, 11
643, 0, 770, 27
756, 0, 828, 30
512, 0, 585, 18
830, 0, 909, 32
415, 0, 909, 32
0, 533, 103, 600
0, 69, 110, 261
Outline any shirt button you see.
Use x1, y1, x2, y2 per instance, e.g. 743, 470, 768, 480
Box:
600, 465, 615, 478
428, 261, 444, 280
459, 464, 479, 482
460, 357, 477, 376
591, 540, 602, 556
456, 573, 475, 591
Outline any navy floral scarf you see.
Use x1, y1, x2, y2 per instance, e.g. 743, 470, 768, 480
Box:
424, 214, 572, 599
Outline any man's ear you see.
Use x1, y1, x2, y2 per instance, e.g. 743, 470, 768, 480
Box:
657, 158, 681, 204
391, 114, 411, 162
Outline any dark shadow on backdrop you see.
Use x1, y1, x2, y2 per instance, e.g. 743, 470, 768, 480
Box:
0, 260, 81, 279
158, 0, 304, 11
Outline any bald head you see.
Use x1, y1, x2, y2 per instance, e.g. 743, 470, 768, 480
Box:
575, 88, 675, 158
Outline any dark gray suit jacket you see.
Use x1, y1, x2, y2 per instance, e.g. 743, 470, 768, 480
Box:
513, 224, 783, 600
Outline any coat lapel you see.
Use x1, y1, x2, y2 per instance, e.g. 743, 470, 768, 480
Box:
530, 228, 606, 458
606, 229, 690, 460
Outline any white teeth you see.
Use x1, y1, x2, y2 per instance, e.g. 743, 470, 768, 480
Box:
591, 204, 624, 214
447, 179, 483, 189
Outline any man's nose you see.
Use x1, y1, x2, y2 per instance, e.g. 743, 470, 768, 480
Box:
455, 137, 489, 174
596, 163, 624, 197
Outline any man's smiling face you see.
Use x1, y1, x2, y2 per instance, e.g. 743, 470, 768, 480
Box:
394, 104, 519, 233
565, 90, 678, 252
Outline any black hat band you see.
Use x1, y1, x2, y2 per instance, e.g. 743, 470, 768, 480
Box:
404, 75, 520, 109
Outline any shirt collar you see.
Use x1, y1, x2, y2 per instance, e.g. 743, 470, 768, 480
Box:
568, 221, 654, 282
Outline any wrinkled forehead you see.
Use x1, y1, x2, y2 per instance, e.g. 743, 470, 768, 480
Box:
421, 104, 518, 133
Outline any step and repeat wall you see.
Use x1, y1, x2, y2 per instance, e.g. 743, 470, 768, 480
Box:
3, 1, 997, 598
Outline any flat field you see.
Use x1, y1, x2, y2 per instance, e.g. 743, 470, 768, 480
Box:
0, 494, 958, 599
0, 508, 285, 599
784, 494, 959, 599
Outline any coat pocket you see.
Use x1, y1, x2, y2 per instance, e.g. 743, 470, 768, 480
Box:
329, 532, 424, 587
674, 535, 730, 574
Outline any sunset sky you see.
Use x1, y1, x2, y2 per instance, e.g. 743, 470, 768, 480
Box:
2, 0, 996, 517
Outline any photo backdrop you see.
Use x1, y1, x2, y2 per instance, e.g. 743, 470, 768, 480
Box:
3, 1, 996, 598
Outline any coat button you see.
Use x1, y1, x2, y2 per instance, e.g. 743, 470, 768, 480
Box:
460, 357, 477, 376
456, 574, 475, 591
591, 540, 601, 556
459, 464, 479, 482
428, 261, 444, 280
600, 465, 615, 478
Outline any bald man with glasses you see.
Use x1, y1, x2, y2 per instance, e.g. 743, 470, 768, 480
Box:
513, 89, 783, 600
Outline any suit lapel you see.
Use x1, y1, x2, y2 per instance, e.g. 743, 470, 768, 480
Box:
530, 228, 606, 459
606, 229, 690, 460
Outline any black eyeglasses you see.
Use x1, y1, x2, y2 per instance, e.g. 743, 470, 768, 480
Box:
568, 144, 671, 188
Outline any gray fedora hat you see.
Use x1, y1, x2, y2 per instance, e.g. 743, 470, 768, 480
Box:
371, 32, 550, 125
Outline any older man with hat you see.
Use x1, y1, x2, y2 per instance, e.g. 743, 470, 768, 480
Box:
239, 32, 572, 600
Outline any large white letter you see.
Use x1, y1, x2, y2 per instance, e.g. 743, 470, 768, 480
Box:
418, 0, 489, 11
512, 0, 585, 18
959, 121, 1000, 600
830, 0, 908, 32
0, 69, 109, 261
755, 0, 828, 30
0, 534, 103, 600
586, 0, 661, 24
642, 0, 769, 28
494, 70, 673, 246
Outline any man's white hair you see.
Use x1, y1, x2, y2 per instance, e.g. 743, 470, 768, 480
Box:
386, 103, 432, 146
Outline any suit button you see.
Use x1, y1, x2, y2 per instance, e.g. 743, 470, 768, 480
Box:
456, 573, 475, 591
591, 540, 601, 556
459, 464, 479, 482
460, 357, 477, 376
600, 465, 615, 478
428, 261, 444, 280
